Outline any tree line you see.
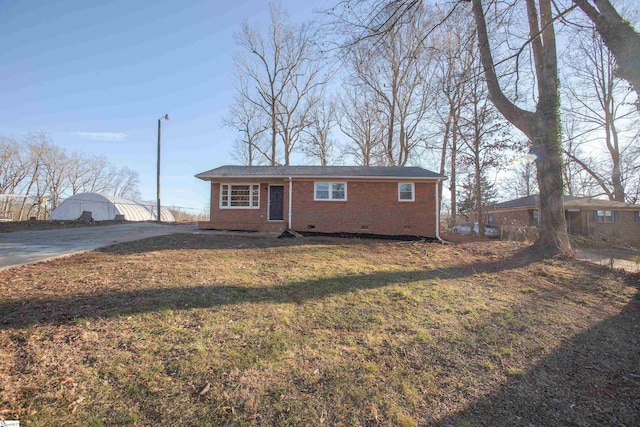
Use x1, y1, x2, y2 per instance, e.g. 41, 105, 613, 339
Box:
224, 0, 640, 253
0, 132, 141, 220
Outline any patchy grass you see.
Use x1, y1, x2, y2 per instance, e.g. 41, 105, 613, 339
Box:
0, 234, 638, 426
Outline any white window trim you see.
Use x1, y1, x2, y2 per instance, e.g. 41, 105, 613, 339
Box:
314, 181, 347, 201
219, 183, 260, 209
398, 182, 415, 202
596, 210, 614, 223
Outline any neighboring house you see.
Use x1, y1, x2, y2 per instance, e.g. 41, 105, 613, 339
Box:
484, 194, 640, 245
195, 166, 447, 238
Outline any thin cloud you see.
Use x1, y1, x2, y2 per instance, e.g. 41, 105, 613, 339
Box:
73, 132, 128, 141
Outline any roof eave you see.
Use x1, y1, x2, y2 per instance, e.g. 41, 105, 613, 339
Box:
196, 174, 446, 181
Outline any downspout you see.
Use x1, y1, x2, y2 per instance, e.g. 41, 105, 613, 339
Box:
435, 179, 443, 242
288, 177, 293, 231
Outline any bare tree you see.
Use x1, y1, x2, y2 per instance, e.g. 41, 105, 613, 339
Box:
301, 97, 337, 166
346, 2, 437, 166
456, 51, 511, 237
66, 153, 112, 195
431, 8, 477, 220
233, 3, 326, 165
0, 137, 30, 218
108, 166, 141, 200
572, 0, 640, 98
224, 76, 270, 165
337, 84, 385, 166
504, 158, 538, 199
561, 26, 638, 202
18, 133, 51, 220
40, 143, 71, 210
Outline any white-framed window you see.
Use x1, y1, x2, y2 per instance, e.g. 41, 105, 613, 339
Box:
314, 182, 347, 201
594, 210, 616, 223
635, 211, 640, 223
398, 182, 415, 201
220, 184, 260, 209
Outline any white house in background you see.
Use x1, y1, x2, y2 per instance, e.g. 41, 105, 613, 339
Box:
50, 192, 175, 222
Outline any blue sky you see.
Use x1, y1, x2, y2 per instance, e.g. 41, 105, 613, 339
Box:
0, 0, 321, 212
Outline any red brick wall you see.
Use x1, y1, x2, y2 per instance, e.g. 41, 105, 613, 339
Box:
198, 181, 289, 233
290, 180, 437, 237
199, 180, 439, 237
588, 210, 640, 246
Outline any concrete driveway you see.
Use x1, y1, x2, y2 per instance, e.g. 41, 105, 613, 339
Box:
0, 222, 196, 270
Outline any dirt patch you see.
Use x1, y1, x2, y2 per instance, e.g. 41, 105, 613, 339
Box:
441, 231, 499, 243
0, 235, 638, 425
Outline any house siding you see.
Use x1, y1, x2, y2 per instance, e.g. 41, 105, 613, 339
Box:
199, 179, 438, 237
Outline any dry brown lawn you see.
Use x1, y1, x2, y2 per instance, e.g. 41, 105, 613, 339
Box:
0, 234, 638, 426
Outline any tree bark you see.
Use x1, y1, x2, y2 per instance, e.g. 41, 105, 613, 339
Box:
573, 0, 640, 100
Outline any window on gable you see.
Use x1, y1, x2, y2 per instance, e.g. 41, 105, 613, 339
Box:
314, 182, 347, 201
220, 184, 259, 209
398, 183, 415, 201
594, 210, 617, 223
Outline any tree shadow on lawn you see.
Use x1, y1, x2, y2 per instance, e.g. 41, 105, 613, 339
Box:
1, 245, 545, 330
96, 233, 388, 255
434, 285, 640, 426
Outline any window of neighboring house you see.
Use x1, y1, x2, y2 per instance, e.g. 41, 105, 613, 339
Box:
398, 183, 415, 201
314, 182, 347, 201
220, 184, 260, 208
594, 210, 618, 223
636, 211, 640, 222
487, 214, 495, 225
529, 210, 539, 227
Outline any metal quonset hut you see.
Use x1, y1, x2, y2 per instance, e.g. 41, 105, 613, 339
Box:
50, 192, 175, 222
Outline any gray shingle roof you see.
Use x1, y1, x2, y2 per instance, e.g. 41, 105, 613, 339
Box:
489, 194, 638, 210
196, 165, 447, 180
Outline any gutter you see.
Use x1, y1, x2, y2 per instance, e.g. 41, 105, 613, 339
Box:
435, 179, 443, 242
196, 174, 445, 181
288, 176, 293, 230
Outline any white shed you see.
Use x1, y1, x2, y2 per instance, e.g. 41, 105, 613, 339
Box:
50, 193, 175, 222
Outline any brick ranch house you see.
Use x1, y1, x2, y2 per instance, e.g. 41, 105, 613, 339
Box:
196, 166, 447, 238
484, 194, 640, 245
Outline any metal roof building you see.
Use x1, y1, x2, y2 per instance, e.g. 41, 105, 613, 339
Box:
50, 192, 175, 222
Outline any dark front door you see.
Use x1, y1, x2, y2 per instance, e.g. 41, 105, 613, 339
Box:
269, 186, 284, 221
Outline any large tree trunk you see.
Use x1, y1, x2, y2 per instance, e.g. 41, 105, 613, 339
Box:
471, 0, 570, 254
530, 103, 568, 250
